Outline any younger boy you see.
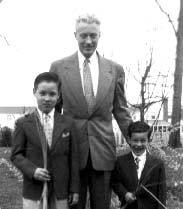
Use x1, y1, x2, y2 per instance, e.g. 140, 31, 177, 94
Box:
111, 121, 166, 209
11, 72, 79, 209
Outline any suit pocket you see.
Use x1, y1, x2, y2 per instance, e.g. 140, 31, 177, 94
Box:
59, 137, 70, 155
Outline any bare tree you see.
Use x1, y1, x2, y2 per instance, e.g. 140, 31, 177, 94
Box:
127, 49, 170, 122
155, 0, 182, 148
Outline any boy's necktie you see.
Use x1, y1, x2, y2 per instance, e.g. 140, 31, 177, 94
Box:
83, 59, 95, 112
43, 114, 53, 147
135, 157, 140, 170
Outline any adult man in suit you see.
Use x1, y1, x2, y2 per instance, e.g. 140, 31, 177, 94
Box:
111, 121, 166, 209
11, 72, 79, 209
49, 14, 132, 209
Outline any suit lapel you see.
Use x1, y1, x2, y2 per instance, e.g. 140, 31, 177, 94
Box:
128, 152, 139, 186
64, 52, 113, 115
139, 152, 155, 184
93, 53, 113, 113
26, 111, 43, 149
51, 112, 66, 150
63, 52, 88, 112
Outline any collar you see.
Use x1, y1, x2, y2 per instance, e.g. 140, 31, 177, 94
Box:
132, 150, 147, 161
36, 107, 55, 121
77, 50, 97, 70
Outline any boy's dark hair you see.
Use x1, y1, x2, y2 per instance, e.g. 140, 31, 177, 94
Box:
34, 72, 61, 92
128, 121, 152, 139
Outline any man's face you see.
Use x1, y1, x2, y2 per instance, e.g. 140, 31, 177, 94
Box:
75, 22, 100, 59
129, 132, 148, 156
34, 81, 59, 114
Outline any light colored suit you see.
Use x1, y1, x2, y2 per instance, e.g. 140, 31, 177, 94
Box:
50, 51, 132, 209
50, 51, 132, 171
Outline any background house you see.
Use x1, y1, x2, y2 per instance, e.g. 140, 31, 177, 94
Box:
1, 101, 183, 146
0, 106, 35, 129
113, 98, 174, 146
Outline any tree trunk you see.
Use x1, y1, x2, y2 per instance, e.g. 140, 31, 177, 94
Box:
169, 0, 183, 148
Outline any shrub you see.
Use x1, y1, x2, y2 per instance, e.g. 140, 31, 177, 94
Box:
0, 126, 13, 147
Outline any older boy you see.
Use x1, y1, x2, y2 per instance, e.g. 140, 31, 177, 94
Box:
111, 121, 166, 209
11, 72, 79, 209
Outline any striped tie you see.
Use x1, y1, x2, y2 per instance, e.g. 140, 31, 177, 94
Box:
83, 59, 95, 112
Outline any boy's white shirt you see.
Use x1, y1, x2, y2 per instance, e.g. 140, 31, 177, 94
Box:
132, 150, 147, 180
36, 107, 55, 131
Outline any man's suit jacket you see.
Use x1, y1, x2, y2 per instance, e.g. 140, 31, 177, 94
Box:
111, 152, 166, 209
50, 52, 132, 171
11, 110, 79, 201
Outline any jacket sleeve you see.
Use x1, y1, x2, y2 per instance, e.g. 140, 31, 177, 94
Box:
112, 64, 132, 141
157, 161, 166, 209
111, 160, 128, 202
69, 120, 79, 194
11, 119, 37, 179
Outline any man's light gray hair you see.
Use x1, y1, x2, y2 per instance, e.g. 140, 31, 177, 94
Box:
75, 14, 101, 29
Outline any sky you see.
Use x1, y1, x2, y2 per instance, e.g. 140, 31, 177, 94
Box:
0, 0, 180, 107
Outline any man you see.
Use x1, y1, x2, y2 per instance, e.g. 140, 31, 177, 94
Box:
50, 14, 132, 209
11, 72, 79, 209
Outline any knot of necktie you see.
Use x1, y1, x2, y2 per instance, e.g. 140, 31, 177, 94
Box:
44, 114, 51, 123
135, 157, 140, 170
84, 58, 90, 65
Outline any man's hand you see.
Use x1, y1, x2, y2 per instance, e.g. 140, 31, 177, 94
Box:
125, 192, 136, 204
33, 168, 51, 182
68, 193, 79, 206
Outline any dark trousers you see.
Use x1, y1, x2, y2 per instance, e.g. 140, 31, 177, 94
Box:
72, 154, 111, 209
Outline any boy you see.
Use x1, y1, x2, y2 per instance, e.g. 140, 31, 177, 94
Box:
111, 121, 166, 209
11, 72, 79, 209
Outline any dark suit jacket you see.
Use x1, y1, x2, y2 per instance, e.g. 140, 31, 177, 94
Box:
111, 152, 166, 209
50, 51, 132, 171
11, 110, 79, 201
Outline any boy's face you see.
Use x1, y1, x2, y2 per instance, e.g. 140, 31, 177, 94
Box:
129, 132, 148, 156
33, 81, 59, 114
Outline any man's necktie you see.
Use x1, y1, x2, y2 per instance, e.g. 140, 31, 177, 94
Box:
83, 59, 95, 112
43, 114, 52, 147
135, 157, 140, 170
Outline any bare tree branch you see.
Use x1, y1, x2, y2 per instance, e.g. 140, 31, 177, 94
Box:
0, 34, 10, 46
125, 67, 141, 83
131, 99, 162, 109
147, 72, 161, 101
142, 48, 153, 83
154, 0, 177, 36
137, 60, 142, 77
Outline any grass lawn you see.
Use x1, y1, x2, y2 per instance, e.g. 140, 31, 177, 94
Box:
0, 148, 22, 209
0, 146, 183, 209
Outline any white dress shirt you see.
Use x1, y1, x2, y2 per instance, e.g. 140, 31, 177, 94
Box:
132, 150, 147, 180
36, 108, 55, 131
78, 50, 99, 97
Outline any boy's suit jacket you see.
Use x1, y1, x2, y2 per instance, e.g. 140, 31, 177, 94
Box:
11, 110, 79, 201
111, 152, 166, 209
50, 52, 132, 171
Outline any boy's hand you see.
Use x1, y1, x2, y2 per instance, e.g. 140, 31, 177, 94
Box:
33, 168, 51, 182
125, 192, 136, 204
68, 193, 79, 206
